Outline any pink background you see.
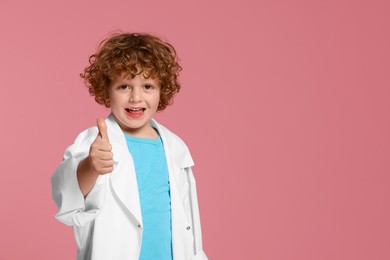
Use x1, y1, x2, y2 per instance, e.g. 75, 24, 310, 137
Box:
1, 0, 389, 259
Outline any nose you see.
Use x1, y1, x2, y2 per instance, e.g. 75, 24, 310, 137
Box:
129, 87, 141, 102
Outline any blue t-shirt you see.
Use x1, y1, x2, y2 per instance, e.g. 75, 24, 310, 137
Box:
125, 133, 173, 260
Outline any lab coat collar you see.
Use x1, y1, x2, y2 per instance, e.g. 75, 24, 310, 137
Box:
105, 113, 194, 167
103, 113, 194, 225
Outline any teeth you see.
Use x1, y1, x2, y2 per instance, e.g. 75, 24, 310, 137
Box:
126, 108, 143, 112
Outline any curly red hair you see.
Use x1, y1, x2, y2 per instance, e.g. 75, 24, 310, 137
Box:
80, 32, 182, 111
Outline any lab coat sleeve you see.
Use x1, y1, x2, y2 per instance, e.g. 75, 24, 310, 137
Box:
51, 127, 107, 227
187, 167, 208, 260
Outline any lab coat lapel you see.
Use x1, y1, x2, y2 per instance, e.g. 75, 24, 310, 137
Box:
105, 114, 143, 225
103, 115, 194, 237
150, 119, 192, 217
151, 119, 195, 258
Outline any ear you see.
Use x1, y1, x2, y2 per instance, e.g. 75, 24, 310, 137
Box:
105, 99, 111, 108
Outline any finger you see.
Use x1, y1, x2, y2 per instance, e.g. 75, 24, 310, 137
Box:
96, 151, 113, 160
90, 141, 112, 153
96, 166, 114, 175
93, 160, 114, 171
97, 159, 115, 168
97, 118, 109, 140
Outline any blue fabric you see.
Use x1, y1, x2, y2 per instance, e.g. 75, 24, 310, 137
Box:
125, 133, 173, 260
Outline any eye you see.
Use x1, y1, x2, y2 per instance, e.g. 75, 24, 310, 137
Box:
119, 85, 129, 90
144, 84, 154, 90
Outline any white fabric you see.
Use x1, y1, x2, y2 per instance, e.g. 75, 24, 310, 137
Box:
51, 114, 208, 260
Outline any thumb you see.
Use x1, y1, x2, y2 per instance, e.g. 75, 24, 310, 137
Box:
96, 118, 109, 140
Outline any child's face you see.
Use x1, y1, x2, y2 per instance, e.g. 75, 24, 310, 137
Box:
108, 73, 161, 137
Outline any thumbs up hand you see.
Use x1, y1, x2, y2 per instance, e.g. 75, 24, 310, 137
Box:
88, 118, 114, 175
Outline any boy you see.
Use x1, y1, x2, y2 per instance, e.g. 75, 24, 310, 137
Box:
51, 33, 207, 260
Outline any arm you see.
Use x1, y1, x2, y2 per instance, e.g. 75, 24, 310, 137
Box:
77, 118, 114, 197
77, 157, 99, 197
51, 118, 113, 226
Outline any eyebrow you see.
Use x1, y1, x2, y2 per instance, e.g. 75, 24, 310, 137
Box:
112, 78, 160, 86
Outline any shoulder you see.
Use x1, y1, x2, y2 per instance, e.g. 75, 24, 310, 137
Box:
152, 119, 194, 168
63, 126, 98, 158
74, 126, 98, 146
153, 120, 188, 149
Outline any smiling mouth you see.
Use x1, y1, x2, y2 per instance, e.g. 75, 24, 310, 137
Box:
125, 108, 146, 112
124, 107, 146, 118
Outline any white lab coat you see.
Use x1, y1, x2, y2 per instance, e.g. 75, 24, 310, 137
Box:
51, 114, 208, 260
